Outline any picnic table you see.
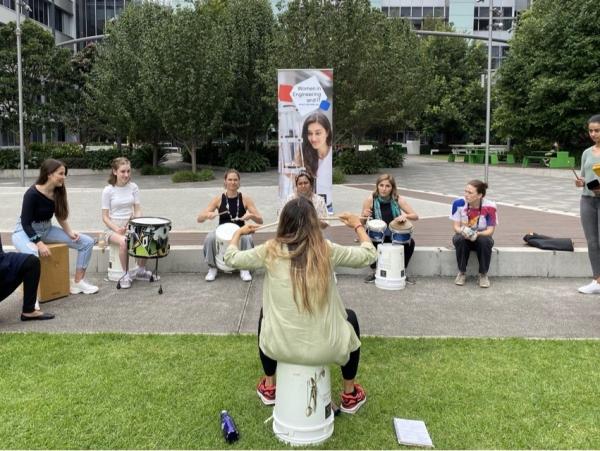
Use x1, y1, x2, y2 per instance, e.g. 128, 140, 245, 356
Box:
448, 144, 512, 164
522, 151, 575, 168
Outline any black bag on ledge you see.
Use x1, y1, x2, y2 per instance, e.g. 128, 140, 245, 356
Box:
523, 233, 574, 252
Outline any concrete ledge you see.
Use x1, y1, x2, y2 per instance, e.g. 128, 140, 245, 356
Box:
2, 245, 590, 278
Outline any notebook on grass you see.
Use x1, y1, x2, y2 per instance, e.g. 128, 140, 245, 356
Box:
393, 418, 434, 448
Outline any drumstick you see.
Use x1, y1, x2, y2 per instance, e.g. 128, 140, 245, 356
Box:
318, 216, 370, 221
572, 168, 581, 179
256, 221, 279, 230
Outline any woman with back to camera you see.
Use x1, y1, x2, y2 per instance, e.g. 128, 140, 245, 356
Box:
12, 159, 98, 295
575, 114, 600, 294
450, 179, 497, 288
224, 197, 376, 414
361, 174, 418, 283
101, 157, 157, 289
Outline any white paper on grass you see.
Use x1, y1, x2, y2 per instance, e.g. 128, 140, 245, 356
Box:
393, 418, 434, 448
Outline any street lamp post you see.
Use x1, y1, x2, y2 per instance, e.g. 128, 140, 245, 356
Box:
15, 0, 27, 187
484, 0, 493, 184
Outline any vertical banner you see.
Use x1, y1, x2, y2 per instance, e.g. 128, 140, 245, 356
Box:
278, 69, 334, 213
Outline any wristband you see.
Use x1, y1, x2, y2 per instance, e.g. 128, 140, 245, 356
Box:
354, 224, 365, 232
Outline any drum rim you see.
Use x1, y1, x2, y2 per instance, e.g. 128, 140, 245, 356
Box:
129, 216, 172, 226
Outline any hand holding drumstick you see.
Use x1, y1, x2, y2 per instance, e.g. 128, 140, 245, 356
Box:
573, 168, 584, 188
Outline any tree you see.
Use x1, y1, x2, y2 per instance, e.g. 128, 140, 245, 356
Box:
275, 0, 428, 143
222, 0, 276, 151
0, 21, 72, 150
418, 20, 487, 145
146, 2, 233, 171
494, 0, 600, 150
87, 2, 169, 162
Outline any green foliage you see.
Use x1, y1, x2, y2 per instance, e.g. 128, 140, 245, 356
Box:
0, 149, 20, 169
141, 165, 172, 176
0, 22, 74, 150
1, 334, 600, 449
130, 144, 166, 169
332, 166, 346, 184
335, 149, 380, 175
224, 150, 269, 172
418, 20, 487, 145
494, 0, 600, 149
375, 145, 404, 168
171, 169, 214, 183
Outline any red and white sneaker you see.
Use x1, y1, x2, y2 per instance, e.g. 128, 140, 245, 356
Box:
256, 377, 276, 406
340, 383, 367, 414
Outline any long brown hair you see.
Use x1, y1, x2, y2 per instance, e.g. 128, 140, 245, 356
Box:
301, 112, 332, 178
265, 197, 331, 314
107, 157, 131, 186
36, 159, 69, 220
372, 173, 399, 201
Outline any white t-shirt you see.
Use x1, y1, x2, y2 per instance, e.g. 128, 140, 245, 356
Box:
101, 182, 140, 220
316, 147, 333, 213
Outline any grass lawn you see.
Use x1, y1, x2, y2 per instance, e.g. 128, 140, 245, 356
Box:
1, 334, 598, 449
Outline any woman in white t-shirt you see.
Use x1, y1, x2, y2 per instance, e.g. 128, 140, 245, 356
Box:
101, 157, 156, 289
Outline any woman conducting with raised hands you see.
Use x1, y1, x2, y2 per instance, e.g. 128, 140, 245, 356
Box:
575, 114, 600, 294
12, 159, 98, 295
224, 197, 376, 414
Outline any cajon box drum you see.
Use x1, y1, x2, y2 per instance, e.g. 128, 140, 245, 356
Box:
38, 243, 70, 302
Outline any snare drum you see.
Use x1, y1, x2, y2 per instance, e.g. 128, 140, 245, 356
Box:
127, 217, 172, 258
366, 219, 387, 243
215, 222, 240, 272
389, 219, 413, 245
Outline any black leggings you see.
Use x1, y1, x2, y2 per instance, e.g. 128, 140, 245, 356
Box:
0, 255, 40, 314
258, 308, 361, 381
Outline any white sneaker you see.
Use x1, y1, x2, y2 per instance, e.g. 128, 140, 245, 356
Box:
578, 280, 600, 294
132, 268, 159, 281
70, 279, 99, 295
119, 274, 133, 289
205, 267, 218, 282
240, 270, 252, 282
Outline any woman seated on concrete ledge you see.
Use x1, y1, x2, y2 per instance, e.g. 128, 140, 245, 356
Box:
450, 179, 497, 288
224, 197, 376, 414
0, 236, 54, 321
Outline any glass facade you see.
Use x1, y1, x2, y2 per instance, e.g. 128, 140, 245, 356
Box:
76, 0, 127, 38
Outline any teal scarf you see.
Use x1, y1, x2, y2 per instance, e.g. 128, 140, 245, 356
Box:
374, 195, 401, 220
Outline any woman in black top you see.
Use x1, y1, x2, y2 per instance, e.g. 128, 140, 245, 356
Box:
197, 169, 263, 282
360, 173, 419, 283
0, 235, 54, 320
11, 159, 98, 295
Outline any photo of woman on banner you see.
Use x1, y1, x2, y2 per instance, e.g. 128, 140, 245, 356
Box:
300, 111, 333, 213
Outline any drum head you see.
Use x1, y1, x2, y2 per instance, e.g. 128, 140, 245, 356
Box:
366, 219, 387, 232
390, 219, 413, 233
130, 216, 171, 226
216, 223, 240, 241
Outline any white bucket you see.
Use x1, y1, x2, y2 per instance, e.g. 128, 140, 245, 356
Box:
215, 223, 240, 272
107, 243, 137, 281
375, 243, 406, 290
273, 363, 334, 446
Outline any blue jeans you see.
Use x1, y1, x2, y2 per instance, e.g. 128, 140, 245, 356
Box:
12, 220, 94, 270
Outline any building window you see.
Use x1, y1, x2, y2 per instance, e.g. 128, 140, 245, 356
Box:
400, 6, 410, 17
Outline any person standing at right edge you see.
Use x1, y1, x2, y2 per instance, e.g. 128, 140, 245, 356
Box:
575, 114, 600, 294
450, 180, 497, 288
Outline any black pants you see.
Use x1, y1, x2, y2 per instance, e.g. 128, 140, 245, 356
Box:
370, 237, 415, 270
0, 255, 40, 314
258, 308, 361, 381
453, 233, 494, 274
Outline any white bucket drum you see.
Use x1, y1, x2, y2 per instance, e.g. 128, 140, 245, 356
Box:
107, 243, 137, 282
389, 219, 413, 245
366, 219, 387, 243
375, 243, 406, 290
273, 362, 334, 446
215, 223, 240, 272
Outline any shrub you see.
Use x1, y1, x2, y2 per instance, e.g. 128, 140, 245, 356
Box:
0, 149, 21, 169
171, 169, 214, 183
129, 144, 166, 169
335, 148, 380, 174
224, 150, 269, 172
84, 147, 130, 170
140, 165, 172, 176
332, 167, 346, 184
376, 145, 404, 168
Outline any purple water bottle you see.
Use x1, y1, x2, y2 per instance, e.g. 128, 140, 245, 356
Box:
220, 410, 239, 443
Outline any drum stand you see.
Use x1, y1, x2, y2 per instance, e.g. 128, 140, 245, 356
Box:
116, 235, 164, 294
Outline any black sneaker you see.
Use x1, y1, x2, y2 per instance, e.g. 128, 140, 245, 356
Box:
364, 273, 376, 283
